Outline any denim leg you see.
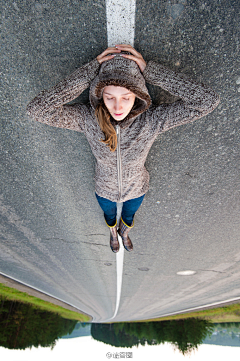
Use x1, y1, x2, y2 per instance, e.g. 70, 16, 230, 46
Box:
121, 194, 145, 227
95, 193, 117, 227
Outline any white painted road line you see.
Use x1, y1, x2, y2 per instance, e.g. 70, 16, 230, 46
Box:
108, 234, 124, 321
106, 0, 136, 46
154, 296, 240, 320
105, 203, 124, 321
101, 203, 124, 322
105, 0, 136, 321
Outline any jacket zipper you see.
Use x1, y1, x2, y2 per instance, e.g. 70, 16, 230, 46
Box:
116, 125, 122, 201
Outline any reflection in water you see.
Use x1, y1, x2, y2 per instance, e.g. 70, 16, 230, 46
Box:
204, 323, 240, 347
91, 319, 213, 355
0, 298, 77, 350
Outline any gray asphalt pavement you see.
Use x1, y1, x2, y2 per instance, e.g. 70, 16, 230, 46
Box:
0, 1, 239, 322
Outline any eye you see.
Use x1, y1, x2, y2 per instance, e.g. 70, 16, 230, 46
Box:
106, 97, 113, 101
123, 98, 130, 101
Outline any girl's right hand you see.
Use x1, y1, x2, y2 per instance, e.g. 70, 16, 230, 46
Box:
97, 47, 121, 64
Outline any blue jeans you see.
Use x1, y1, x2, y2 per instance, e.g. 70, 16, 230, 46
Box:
95, 193, 145, 227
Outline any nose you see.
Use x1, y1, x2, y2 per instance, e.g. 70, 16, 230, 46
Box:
114, 99, 122, 111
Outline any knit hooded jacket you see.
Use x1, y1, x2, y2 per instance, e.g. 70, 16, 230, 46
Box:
27, 56, 220, 202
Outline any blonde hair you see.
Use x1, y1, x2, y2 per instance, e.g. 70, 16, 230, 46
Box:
95, 101, 117, 152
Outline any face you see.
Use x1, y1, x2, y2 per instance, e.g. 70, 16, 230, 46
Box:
102, 86, 136, 121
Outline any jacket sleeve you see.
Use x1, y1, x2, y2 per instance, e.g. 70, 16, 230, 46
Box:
26, 58, 100, 133
143, 61, 220, 133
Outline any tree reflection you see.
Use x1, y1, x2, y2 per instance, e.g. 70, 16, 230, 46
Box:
0, 297, 77, 350
91, 318, 213, 355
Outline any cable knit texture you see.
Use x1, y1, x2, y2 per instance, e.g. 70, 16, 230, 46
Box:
27, 56, 220, 202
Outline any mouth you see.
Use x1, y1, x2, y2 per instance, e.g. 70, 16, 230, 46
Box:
114, 113, 123, 117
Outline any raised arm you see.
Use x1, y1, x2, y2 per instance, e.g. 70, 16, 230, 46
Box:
143, 61, 220, 132
26, 59, 100, 132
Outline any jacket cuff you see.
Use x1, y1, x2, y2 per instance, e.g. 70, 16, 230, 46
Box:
86, 58, 101, 82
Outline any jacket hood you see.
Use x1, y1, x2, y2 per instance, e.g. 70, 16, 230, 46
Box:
90, 55, 151, 126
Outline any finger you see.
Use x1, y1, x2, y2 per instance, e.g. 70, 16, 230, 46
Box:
115, 44, 136, 52
120, 54, 146, 72
98, 47, 121, 58
115, 44, 141, 57
97, 47, 121, 63
120, 54, 141, 62
115, 44, 134, 49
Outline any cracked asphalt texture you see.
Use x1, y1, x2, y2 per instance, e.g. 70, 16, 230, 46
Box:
0, 0, 239, 321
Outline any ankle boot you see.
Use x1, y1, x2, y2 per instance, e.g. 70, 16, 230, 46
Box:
118, 218, 133, 252
107, 221, 119, 253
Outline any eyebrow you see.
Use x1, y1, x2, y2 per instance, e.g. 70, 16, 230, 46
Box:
103, 92, 133, 96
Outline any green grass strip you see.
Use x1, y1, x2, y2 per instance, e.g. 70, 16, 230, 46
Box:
139, 303, 240, 323
0, 283, 91, 322
2, 281, 239, 324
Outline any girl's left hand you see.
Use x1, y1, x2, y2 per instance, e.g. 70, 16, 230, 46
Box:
115, 44, 147, 72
